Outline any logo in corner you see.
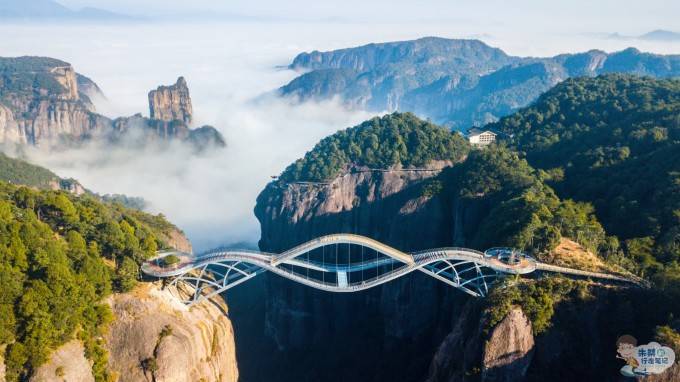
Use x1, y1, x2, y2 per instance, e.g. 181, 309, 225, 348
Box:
616, 335, 675, 377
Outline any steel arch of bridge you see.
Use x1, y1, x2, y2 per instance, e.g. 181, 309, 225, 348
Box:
141, 234, 635, 306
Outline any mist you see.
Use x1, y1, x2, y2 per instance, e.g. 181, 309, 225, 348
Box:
2, 21, 680, 251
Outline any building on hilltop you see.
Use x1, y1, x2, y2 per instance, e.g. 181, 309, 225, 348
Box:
466, 128, 497, 146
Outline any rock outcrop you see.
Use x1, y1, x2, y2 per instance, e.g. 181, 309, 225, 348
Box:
149, 77, 193, 125
250, 153, 651, 381
23, 283, 237, 382
30, 340, 94, 382
0, 56, 224, 149
481, 308, 534, 382
0, 345, 5, 382
104, 284, 238, 382
247, 162, 464, 380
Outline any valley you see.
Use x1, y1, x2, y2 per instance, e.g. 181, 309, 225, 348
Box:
0, 8, 679, 382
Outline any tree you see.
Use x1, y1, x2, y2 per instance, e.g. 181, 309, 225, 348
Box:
115, 256, 139, 292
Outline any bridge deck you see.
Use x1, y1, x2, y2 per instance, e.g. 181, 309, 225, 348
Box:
142, 234, 643, 305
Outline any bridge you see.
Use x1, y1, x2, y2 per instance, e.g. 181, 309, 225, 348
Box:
141, 234, 640, 306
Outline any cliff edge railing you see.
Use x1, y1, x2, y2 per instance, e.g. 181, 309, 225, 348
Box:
141, 234, 641, 305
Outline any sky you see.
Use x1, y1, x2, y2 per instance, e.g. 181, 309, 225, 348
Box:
55, 0, 680, 35
1, 2, 679, 252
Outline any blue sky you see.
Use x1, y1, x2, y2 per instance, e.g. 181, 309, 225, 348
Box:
57, 0, 679, 34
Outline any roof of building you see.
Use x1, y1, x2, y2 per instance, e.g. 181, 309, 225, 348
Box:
467, 128, 497, 137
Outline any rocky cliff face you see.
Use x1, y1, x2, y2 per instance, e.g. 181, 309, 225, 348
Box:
481, 308, 535, 381
149, 77, 193, 125
250, 162, 466, 381
0, 345, 5, 382
0, 57, 224, 149
26, 284, 238, 382
104, 284, 238, 382
29, 340, 94, 382
252, 158, 655, 381
425, 305, 535, 382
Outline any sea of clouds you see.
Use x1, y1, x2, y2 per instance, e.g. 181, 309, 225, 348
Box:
1, 21, 679, 251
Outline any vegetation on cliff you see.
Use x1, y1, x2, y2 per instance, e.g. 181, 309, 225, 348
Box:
0, 152, 68, 189
0, 180, 182, 381
0, 56, 72, 97
484, 74, 680, 350
492, 74, 680, 277
442, 147, 606, 256
280, 112, 469, 182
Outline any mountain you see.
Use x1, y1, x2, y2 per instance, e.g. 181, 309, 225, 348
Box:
491, 74, 680, 276
640, 29, 680, 41
0, 0, 129, 20
0, 151, 150, 209
0, 57, 225, 150
0, 152, 240, 381
0, 151, 84, 193
245, 80, 680, 380
280, 37, 680, 129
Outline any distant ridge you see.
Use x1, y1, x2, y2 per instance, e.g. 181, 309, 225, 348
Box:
640, 29, 680, 41
281, 37, 680, 129
605, 29, 680, 41
0, 0, 131, 20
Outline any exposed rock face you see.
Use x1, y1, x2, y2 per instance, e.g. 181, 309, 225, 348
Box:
425, 300, 485, 382
165, 227, 193, 254
257, 161, 453, 254
482, 308, 534, 382
104, 284, 238, 382
0, 104, 20, 144
251, 153, 651, 381
30, 340, 94, 382
249, 162, 464, 380
0, 57, 224, 149
49, 65, 80, 101
149, 77, 193, 125
0, 345, 5, 382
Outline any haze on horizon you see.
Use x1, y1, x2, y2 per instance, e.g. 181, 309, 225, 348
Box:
54, 0, 680, 35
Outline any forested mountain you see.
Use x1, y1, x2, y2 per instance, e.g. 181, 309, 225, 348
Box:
492, 74, 680, 277
0, 176, 188, 380
280, 112, 469, 182
281, 37, 680, 129
251, 95, 680, 380
0, 152, 82, 191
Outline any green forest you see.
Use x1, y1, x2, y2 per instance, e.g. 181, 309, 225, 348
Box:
491, 74, 680, 277
274, 75, 680, 355
2, 71, 680, 379
0, 179, 181, 381
280, 112, 470, 182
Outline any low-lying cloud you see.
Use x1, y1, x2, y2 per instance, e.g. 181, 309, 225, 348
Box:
2, 21, 680, 251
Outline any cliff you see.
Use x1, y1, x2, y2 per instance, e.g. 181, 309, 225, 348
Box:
0, 346, 5, 382
29, 341, 94, 382
0, 56, 224, 149
426, 305, 535, 382
104, 284, 238, 382
24, 284, 238, 382
249, 114, 657, 380
149, 77, 193, 125
282, 38, 680, 129
249, 162, 466, 381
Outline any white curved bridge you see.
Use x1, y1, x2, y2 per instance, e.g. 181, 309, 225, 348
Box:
142, 234, 638, 305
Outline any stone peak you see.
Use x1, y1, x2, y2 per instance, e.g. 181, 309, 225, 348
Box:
148, 76, 193, 125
